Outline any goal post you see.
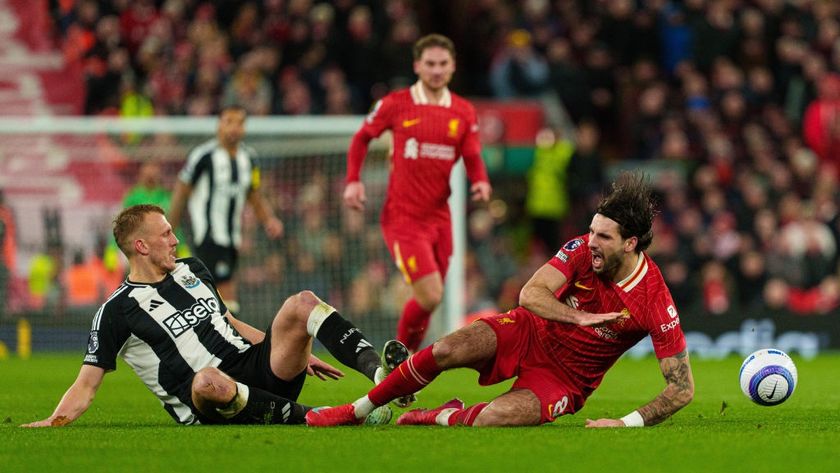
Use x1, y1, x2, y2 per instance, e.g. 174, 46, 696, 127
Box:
0, 116, 466, 350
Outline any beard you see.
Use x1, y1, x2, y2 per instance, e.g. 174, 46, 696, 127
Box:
593, 250, 622, 279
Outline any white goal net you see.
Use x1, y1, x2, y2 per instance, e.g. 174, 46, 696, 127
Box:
0, 117, 466, 351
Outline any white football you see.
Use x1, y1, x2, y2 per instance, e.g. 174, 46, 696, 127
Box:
739, 348, 798, 406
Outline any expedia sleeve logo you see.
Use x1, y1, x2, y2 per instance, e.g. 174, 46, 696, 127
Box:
163, 297, 220, 338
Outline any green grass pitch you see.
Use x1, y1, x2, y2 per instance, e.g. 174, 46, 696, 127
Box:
2, 352, 839, 472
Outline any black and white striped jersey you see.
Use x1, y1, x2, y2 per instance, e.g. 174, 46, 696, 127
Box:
178, 138, 259, 249
83, 257, 251, 424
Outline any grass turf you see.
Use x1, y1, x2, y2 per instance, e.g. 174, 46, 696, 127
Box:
2, 353, 838, 472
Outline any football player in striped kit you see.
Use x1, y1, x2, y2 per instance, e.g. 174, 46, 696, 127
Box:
22, 205, 406, 427
169, 105, 284, 315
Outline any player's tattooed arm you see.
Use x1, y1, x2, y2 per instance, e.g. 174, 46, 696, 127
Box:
637, 350, 695, 426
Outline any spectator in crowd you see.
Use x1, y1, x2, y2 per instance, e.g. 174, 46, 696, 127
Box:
525, 127, 573, 254
803, 73, 840, 174
63, 249, 104, 308
40, 0, 840, 322
489, 29, 549, 99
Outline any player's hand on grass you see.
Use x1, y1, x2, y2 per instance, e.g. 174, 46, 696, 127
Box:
21, 416, 71, 428
307, 354, 344, 380
585, 418, 626, 428
343, 182, 367, 210
470, 181, 492, 202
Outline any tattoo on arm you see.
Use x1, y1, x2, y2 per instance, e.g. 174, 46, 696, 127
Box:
637, 350, 695, 426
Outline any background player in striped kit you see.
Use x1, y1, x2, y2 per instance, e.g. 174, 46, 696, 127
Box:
169, 105, 284, 314
22, 205, 403, 427
307, 173, 694, 428
343, 34, 492, 353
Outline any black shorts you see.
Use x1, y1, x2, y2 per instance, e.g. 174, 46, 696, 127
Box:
194, 239, 238, 283
189, 324, 307, 424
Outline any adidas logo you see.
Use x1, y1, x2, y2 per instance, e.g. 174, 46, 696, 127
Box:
356, 339, 373, 353
149, 299, 164, 311
281, 403, 291, 422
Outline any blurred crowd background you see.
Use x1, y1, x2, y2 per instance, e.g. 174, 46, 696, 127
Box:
4, 0, 840, 335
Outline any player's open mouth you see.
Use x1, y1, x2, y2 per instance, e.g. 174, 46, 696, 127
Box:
592, 253, 603, 270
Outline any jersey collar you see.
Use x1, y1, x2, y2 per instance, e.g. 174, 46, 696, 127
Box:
410, 81, 451, 107
617, 252, 647, 293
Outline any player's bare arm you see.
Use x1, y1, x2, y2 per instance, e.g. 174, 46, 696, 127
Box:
246, 189, 283, 239
21, 365, 106, 428
168, 179, 192, 230
519, 263, 623, 326
225, 311, 265, 344
637, 349, 695, 425
585, 350, 694, 428
344, 124, 378, 211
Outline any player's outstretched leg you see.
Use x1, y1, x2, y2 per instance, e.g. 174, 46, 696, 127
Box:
304, 297, 381, 381
375, 340, 415, 408
396, 398, 465, 425
306, 404, 393, 426
307, 344, 444, 426
307, 321, 497, 427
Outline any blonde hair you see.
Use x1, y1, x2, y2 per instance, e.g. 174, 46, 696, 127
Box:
113, 204, 164, 256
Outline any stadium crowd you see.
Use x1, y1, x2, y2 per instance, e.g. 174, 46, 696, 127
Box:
23, 0, 840, 325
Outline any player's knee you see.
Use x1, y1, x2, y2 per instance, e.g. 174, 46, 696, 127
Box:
192, 367, 234, 403
290, 290, 320, 313
415, 286, 443, 310
277, 290, 319, 325
431, 338, 458, 367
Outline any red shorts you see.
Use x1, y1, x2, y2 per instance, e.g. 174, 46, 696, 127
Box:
382, 220, 451, 283
478, 308, 585, 424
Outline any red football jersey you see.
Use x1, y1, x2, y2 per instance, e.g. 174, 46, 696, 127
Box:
347, 82, 489, 224
529, 234, 686, 398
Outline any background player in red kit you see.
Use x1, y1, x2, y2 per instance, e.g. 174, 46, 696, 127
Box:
343, 34, 492, 353
308, 172, 694, 427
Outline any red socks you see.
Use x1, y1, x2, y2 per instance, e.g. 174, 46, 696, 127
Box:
397, 298, 432, 352
447, 403, 489, 426
369, 345, 441, 405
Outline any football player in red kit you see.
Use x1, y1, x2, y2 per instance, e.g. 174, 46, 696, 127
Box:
308, 173, 694, 428
343, 34, 492, 353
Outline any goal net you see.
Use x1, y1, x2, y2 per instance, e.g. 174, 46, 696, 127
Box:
0, 117, 466, 352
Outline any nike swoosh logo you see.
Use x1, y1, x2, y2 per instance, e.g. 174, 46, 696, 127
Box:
402, 118, 421, 128
574, 281, 594, 291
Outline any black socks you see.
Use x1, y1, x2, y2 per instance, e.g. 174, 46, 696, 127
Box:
315, 312, 380, 381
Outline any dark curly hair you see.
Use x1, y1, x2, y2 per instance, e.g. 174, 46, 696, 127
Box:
595, 172, 657, 252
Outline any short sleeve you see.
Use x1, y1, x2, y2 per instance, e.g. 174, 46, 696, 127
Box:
360, 96, 396, 138
178, 147, 211, 185
83, 302, 130, 371
547, 236, 590, 281
646, 294, 687, 359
